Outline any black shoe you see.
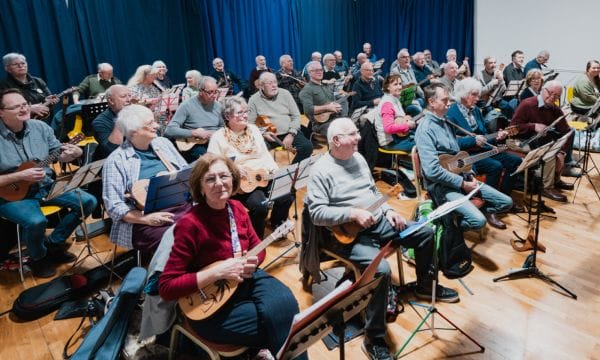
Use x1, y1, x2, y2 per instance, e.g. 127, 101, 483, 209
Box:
415, 284, 460, 303
29, 257, 56, 278
46, 242, 77, 264
361, 339, 393, 360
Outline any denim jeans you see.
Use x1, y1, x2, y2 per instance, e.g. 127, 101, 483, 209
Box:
443, 183, 512, 230
472, 152, 522, 195
324, 216, 434, 340
0, 188, 97, 260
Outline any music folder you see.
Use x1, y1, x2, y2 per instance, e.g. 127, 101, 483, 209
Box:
143, 167, 192, 214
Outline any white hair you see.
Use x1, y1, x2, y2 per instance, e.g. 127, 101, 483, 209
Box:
116, 104, 153, 137
327, 117, 356, 144
454, 78, 481, 100
2, 53, 26, 68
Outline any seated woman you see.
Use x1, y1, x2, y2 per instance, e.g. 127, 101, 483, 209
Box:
181, 70, 202, 102
207, 96, 293, 238
127, 65, 162, 103
374, 74, 417, 152
158, 154, 303, 359
571, 60, 600, 115
103, 104, 191, 253
519, 68, 544, 102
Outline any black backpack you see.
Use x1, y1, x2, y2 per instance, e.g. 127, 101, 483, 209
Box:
12, 251, 136, 321
357, 120, 379, 171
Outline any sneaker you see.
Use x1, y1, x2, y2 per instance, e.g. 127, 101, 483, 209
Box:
46, 242, 77, 264
29, 257, 56, 278
361, 339, 394, 360
415, 284, 460, 303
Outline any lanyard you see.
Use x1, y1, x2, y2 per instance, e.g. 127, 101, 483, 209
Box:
227, 203, 242, 256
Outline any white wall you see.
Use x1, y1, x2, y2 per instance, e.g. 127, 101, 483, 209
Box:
475, 0, 599, 85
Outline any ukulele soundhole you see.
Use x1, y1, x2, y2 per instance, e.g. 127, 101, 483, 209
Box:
457, 160, 465, 168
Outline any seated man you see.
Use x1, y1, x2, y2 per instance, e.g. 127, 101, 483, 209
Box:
0, 89, 97, 278
92, 85, 131, 161
503, 50, 525, 86
476, 57, 517, 126
351, 62, 383, 111
73, 63, 121, 103
275, 54, 304, 111
437, 61, 459, 100
0, 53, 58, 123
306, 117, 458, 360
248, 72, 313, 163
248, 55, 272, 97
363, 42, 377, 63
415, 83, 513, 232
390, 49, 424, 115
423, 49, 441, 75
164, 76, 223, 162
301, 52, 322, 81
333, 50, 350, 76
299, 61, 344, 136
209, 57, 245, 96
510, 80, 574, 203
447, 78, 523, 228
412, 51, 435, 88
524, 50, 550, 75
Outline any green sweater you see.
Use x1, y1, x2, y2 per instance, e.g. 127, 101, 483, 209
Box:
247, 88, 301, 135
571, 74, 599, 110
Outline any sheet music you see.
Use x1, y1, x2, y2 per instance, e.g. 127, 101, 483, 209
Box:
291, 280, 352, 325
542, 129, 573, 162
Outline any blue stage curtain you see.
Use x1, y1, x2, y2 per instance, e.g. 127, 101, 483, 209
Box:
70, 0, 208, 86
0, 0, 86, 92
355, 0, 474, 73
0, 0, 473, 94
196, 0, 301, 82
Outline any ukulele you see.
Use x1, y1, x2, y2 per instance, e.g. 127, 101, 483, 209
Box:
175, 137, 208, 152
0, 133, 84, 201
313, 92, 356, 123
438, 145, 508, 174
238, 167, 272, 194
179, 220, 295, 320
331, 184, 403, 244
31, 86, 78, 119
255, 115, 297, 154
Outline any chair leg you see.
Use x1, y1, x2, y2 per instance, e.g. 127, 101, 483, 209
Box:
16, 224, 24, 282
168, 324, 180, 360
107, 244, 118, 286
396, 247, 405, 287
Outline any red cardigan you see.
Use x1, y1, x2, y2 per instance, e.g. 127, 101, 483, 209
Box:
159, 200, 265, 301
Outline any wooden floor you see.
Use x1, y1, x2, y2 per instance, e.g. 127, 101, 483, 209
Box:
1, 150, 600, 360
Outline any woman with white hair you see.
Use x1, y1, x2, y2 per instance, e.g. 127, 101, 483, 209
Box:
127, 65, 162, 102
102, 104, 190, 253
152, 60, 173, 90
181, 70, 202, 102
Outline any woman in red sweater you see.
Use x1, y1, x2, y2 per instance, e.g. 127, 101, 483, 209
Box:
159, 153, 304, 359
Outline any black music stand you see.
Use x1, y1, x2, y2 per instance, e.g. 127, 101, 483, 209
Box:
493, 133, 577, 299
395, 185, 486, 357
262, 154, 323, 270
504, 80, 524, 99
276, 239, 395, 360
572, 108, 600, 203
45, 159, 107, 270
143, 168, 192, 214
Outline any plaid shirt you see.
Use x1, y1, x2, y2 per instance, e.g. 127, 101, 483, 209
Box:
102, 137, 188, 249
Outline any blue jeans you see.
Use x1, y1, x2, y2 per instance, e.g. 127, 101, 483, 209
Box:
324, 216, 434, 340
472, 152, 522, 195
182, 143, 208, 163
0, 188, 97, 260
191, 269, 306, 359
385, 133, 416, 152
443, 183, 512, 230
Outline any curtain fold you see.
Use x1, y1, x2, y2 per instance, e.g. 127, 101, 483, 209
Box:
0, 0, 474, 93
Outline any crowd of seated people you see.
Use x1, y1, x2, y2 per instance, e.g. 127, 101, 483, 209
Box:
1, 44, 593, 360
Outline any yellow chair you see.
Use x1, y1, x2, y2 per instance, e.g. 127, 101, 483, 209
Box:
272, 145, 291, 164
169, 316, 248, 360
565, 86, 574, 104
12, 205, 63, 282
378, 147, 410, 187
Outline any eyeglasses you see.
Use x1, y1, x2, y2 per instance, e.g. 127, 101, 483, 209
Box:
544, 88, 561, 99
1, 102, 29, 111
202, 89, 219, 95
233, 110, 250, 117
204, 173, 232, 185
9, 62, 26, 68
309, 69, 324, 73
